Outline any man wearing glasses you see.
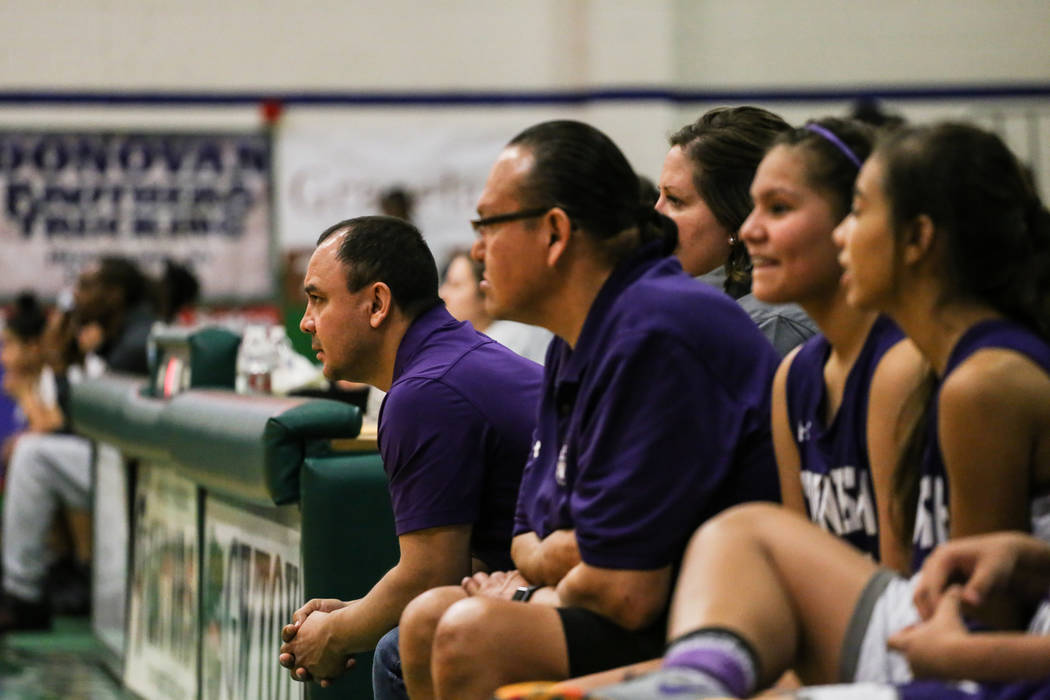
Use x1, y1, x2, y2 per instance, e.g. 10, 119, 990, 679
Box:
277, 215, 541, 693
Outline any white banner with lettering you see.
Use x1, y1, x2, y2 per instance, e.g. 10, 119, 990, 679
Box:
0, 130, 273, 301
275, 118, 516, 266
124, 463, 200, 700
202, 498, 303, 700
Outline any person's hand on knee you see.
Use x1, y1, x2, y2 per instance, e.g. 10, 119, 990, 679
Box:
461, 570, 528, 599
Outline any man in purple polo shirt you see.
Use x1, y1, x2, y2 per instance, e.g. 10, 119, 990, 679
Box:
277, 215, 541, 688
393, 121, 781, 700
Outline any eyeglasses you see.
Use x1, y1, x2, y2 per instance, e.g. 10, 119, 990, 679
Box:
470, 207, 552, 233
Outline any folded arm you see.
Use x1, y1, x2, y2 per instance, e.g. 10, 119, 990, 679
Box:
511, 529, 581, 586
556, 561, 672, 630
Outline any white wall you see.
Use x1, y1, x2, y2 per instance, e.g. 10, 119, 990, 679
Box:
671, 0, 1050, 87
0, 0, 1047, 254
3, 1, 1046, 90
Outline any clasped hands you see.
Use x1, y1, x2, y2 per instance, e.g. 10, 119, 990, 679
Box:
887, 532, 1037, 678
277, 571, 536, 685
278, 599, 354, 687
460, 569, 531, 599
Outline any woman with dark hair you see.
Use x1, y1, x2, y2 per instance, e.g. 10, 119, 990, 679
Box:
386, 120, 781, 700
589, 122, 1050, 699
658, 106, 818, 355
740, 118, 924, 567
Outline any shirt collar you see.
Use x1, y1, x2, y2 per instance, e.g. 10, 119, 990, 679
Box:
554, 241, 676, 387
392, 303, 458, 382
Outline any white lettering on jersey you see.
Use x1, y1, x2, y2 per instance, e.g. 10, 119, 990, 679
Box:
913, 474, 950, 550
799, 466, 877, 536
531, 440, 541, 460
797, 420, 812, 443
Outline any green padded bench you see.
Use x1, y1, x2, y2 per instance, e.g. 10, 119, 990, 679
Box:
71, 375, 398, 700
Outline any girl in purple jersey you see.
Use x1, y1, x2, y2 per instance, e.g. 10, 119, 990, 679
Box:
841, 124, 1050, 570
580, 123, 1050, 699
740, 117, 923, 567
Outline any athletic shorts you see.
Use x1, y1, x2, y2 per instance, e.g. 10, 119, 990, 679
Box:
556, 606, 666, 678
841, 571, 1050, 686
839, 568, 920, 684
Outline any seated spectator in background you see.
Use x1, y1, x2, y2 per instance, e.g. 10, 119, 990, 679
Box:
0, 256, 156, 631
154, 258, 201, 324
740, 118, 924, 567
390, 119, 780, 700
71, 256, 157, 376
439, 247, 552, 364
277, 216, 541, 690
1, 293, 92, 618
379, 186, 415, 222
657, 106, 819, 355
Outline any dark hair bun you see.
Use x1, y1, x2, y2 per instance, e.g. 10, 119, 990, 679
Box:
7, 291, 47, 340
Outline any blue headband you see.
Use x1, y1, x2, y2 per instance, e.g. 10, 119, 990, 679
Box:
805, 123, 862, 169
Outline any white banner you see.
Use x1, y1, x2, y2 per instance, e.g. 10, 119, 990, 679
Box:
124, 463, 200, 700
276, 119, 512, 266
0, 130, 273, 301
202, 498, 303, 700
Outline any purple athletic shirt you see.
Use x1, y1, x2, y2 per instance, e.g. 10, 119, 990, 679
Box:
912, 319, 1050, 571
378, 304, 542, 570
786, 315, 904, 558
513, 243, 781, 570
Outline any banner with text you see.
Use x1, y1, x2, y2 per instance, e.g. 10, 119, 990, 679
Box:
276, 120, 514, 266
0, 130, 273, 301
124, 464, 200, 700
202, 498, 303, 700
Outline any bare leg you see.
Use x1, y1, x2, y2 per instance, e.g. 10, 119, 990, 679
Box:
432, 596, 569, 700
400, 586, 469, 700
667, 503, 880, 686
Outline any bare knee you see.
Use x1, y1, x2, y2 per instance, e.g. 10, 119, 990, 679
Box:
432, 598, 491, 689
399, 587, 466, 671
686, 502, 786, 553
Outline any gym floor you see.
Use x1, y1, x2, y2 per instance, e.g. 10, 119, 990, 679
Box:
1, 617, 134, 699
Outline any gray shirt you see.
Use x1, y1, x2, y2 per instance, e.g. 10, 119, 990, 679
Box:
697, 268, 818, 357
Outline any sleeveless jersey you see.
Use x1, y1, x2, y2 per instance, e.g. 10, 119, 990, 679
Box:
912, 319, 1050, 570
786, 315, 904, 558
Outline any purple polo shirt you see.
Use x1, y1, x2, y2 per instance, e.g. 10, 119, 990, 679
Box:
378, 304, 542, 571
513, 244, 781, 570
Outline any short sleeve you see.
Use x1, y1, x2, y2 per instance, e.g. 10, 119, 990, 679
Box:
571, 331, 770, 569
378, 378, 491, 535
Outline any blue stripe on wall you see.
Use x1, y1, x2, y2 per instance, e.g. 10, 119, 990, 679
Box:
0, 84, 1048, 106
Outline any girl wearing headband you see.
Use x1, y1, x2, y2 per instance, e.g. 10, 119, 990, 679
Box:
740, 117, 924, 566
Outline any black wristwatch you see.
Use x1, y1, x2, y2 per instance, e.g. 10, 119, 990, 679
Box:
511, 585, 542, 602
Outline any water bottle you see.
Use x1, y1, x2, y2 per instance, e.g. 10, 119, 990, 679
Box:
236, 325, 276, 394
